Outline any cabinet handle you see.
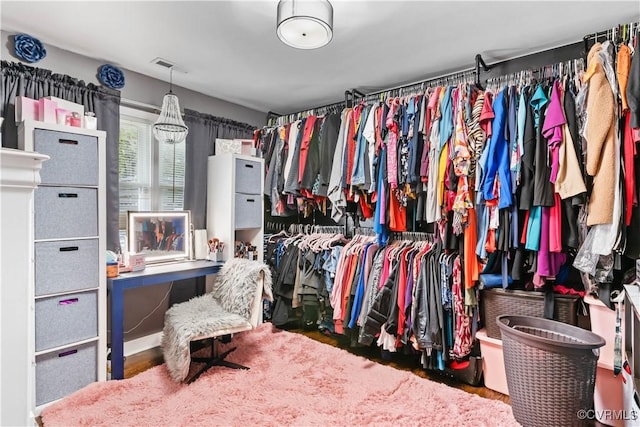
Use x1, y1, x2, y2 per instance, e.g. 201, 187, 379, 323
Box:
244, 164, 254, 169
58, 138, 79, 145
59, 246, 79, 252
58, 349, 78, 357
58, 193, 78, 198
58, 298, 79, 305
246, 199, 255, 203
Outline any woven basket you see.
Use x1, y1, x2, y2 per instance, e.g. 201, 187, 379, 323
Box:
497, 315, 605, 427
481, 288, 580, 339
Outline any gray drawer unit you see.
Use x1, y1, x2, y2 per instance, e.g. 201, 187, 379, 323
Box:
35, 342, 97, 406
35, 290, 97, 352
34, 129, 98, 186
34, 186, 98, 240
34, 239, 99, 296
234, 194, 262, 229
234, 158, 261, 194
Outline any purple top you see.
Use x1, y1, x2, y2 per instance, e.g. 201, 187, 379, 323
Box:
542, 80, 566, 183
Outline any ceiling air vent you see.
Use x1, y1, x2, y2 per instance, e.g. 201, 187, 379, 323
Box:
151, 57, 175, 68
150, 58, 187, 74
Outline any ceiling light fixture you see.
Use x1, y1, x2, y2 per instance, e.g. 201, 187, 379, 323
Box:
153, 67, 188, 145
276, 0, 333, 50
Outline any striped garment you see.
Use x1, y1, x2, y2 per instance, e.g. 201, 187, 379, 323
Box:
466, 91, 486, 180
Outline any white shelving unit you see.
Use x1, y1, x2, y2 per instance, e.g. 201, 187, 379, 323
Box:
624, 285, 640, 398
18, 119, 106, 420
206, 153, 264, 263
0, 148, 48, 426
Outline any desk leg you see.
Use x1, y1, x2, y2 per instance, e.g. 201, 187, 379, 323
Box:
111, 285, 125, 380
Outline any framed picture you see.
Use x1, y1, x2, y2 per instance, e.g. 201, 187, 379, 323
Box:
127, 211, 191, 264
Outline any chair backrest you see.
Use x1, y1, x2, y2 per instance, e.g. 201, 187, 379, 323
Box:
248, 272, 265, 327
210, 258, 272, 324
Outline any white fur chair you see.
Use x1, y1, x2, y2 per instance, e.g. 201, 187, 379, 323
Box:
161, 258, 273, 383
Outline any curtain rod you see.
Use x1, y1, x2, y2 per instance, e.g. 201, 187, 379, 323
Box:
350, 66, 478, 102
120, 97, 161, 114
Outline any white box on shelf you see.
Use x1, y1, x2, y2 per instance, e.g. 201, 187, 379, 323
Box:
45, 97, 85, 118
15, 96, 39, 122
215, 138, 241, 155
235, 139, 256, 156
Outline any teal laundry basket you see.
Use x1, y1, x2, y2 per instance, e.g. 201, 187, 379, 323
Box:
497, 315, 605, 427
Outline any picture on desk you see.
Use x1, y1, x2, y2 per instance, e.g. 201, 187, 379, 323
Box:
127, 211, 191, 264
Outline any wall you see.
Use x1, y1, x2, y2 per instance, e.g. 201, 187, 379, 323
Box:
2, 30, 267, 350
0, 30, 267, 127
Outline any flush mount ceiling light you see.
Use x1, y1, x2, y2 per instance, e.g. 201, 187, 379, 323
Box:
153, 67, 188, 145
276, 0, 333, 50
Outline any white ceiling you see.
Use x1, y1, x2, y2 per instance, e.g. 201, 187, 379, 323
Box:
2, 1, 639, 114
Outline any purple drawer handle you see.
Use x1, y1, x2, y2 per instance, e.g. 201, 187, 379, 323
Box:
58, 298, 79, 305
58, 193, 78, 198
59, 246, 79, 252
58, 349, 78, 357
244, 164, 254, 168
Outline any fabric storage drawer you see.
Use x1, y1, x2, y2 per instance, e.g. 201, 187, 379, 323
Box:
34, 129, 98, 186
234, 158, 261, 194
34, 239, 99, 296
35, 290, 97, 352
234, 194, 262, 229
34, 186, 97, 240
35, 341, 97, 406
481, 288, 580, 339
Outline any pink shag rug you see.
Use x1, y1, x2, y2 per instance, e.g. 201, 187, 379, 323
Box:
42, 324, 518, 427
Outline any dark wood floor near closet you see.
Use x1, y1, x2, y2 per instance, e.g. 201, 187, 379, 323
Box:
123, 325, 511, 404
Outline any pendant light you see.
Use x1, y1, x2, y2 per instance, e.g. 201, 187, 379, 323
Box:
153, 67, 188, 144
276, 0, 333, 50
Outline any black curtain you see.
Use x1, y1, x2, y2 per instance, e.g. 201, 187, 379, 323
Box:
169, 108, 258, 305
1, 60, 121, 252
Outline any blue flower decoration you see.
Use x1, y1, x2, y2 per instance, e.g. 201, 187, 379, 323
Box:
98, 64, 125, 89
13, 33, 46, 63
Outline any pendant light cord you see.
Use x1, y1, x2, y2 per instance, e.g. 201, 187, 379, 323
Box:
169, 67, 174, 94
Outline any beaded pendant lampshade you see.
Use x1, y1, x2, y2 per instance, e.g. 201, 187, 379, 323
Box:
153, 68, 188, 144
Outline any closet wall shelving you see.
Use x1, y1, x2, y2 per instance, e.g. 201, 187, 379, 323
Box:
267, 21, 637, 125
18, 119, 107, 419
260, 21, 639, 404
207, 153, 264, 263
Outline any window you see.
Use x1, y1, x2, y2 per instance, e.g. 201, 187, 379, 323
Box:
119, 106, 185, 248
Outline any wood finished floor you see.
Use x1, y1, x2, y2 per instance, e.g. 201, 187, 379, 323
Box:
123, 325, 510, 404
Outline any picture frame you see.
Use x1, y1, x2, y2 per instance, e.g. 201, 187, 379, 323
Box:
127, 211, 191, 264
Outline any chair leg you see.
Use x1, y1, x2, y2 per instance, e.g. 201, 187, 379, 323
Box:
187, 343, 249, 384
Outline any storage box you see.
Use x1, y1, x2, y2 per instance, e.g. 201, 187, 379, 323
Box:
481, 288, 581, 339
585, 294, 625, 426
45, 96, 84, 118
235, 139, 255, 156
585, 294, 623, 367
35, 341, 97, 406
126, 253, 146, 271
477, 329, 509, 395
594, 365, 625, 427
215, 138, 241, 155
15, 96, 39, 122
38, 98, 57, 123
